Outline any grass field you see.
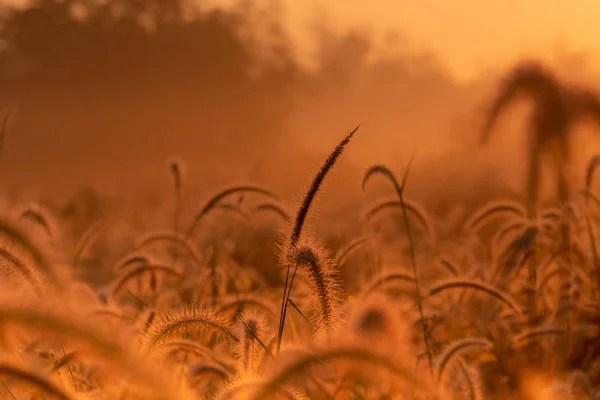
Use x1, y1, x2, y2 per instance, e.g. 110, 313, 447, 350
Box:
0, 60, 598, 400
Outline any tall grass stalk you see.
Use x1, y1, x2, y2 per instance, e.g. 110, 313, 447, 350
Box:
276, 126, 358, 354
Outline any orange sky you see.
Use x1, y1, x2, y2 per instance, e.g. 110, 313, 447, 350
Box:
258, 0, 600, 82
5, 0, 600, 81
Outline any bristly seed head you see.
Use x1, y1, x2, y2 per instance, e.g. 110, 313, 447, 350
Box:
286, 240, 343, 341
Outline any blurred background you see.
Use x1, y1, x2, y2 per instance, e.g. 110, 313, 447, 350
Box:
0, 0, 599, 227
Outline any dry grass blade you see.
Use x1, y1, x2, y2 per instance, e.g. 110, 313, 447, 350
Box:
365, 198, 436, 246
512, 326, 567, 345
111, 263, 181, 296
113, 251, 152, 272
362, 164, 403, 196
72, 219, 112, 268
426, 278, 522, 313
465, 200, 526, 233
362, 270, 415, 296
286, 298, 310, 324
435, 337, 493, 384
137, 230, 204, 268
217, 202, 255, 226
334, 235, 374, 268
189, 361, 230, 380
186, 184, 277, 237
17, 202, 58, 242
253, 201, 291, 222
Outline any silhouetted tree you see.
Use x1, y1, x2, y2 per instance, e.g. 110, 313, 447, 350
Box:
0, 0, 258, 84
0, 0, 298, 175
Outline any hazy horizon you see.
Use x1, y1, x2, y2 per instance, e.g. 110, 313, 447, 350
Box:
4, 0, 600, 82
0, 0, 598, 217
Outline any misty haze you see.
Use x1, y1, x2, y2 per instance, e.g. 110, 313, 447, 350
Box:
0, 1, 597, 399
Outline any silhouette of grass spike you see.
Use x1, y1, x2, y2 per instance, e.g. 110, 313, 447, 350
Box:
276, 126, 358, 354
480, 60, 600, 214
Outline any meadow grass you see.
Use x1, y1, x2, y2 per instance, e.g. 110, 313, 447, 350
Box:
0, 63, 599, 400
